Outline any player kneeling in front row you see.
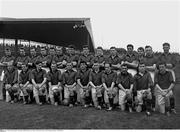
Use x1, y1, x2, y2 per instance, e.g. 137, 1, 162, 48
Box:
89, 62, 104, 110
47, 62, 62, 106
154, 62, 175, 116
31, 61, 47, 105
19, 63, 33, 104
4, 62, 19, 103
62, 62, 77, 107
117, 64, 134, 112
133, 62, 153, 116
76, 61, 92, 107
102, 62, 118, 111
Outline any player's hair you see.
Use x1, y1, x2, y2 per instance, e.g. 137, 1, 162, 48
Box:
68, 45, 75, 49
49, 46, 55, 50
30, 47, 36, 51
19, 47, 25, 50
35, 60, 42, 65
137, 62, 145, 71
156, 61, 166, 70
136, 62, 145, 73
82, 45, 89, 49
127, 44, 134, 49
110, 46, 116, 50
163, 42, 170, 47
137, 47, 144, 51
79, 60, 87, 66
97, 46, 103, 50
41, 46, 46, 50
145, 45, 152, 49
121, 63, 128, 67
56, 46, 63, 50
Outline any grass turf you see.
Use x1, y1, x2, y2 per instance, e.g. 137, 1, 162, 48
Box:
0, 83, 180, 129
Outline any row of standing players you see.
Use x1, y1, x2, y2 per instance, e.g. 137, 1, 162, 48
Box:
0, 43, 177, 116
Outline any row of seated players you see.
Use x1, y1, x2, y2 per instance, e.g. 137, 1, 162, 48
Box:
2, 58, 175, 117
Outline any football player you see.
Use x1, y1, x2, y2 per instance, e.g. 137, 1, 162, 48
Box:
117, 64, 134, 112
4, 62, 19, 103
61, 61, 77, 107
31, 61, 47, 105
133, 62, 153, 116
89, 61, 104, 110
154, 62, 175, 116
47, 62, 62, 106
102, 62, 118, 111
19, 63, 33, 104
76, 61, 91, 107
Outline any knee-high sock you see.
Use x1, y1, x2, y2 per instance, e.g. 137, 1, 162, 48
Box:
170, 96, 175, 109
109, 98, 114, 107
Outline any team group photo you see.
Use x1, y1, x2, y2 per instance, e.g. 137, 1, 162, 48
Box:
0, 0, 180, 129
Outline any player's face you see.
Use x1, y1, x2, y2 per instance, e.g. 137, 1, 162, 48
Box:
138, 49, 144, 56
69, 48, 75, 55
159, 64, 166, 73
20, 49, 25, 56
97, 49, 103, 56
121, 66, 128, 74
127, 46, 133, 53
110, 49, 117, 56
7, 64, 13, 71
66, 63, 73, 70
49, 49, 55, 56
138, 64, 146, 73
80, 63, 87, 70
5, 50, 11, 56
22, 65, 28, 72
163, 45, 170, 53
145, 47, 153, 56
56, 49, 63, 55
36, 63, 42, 70
41, 49, 46, 56
30, 49, 36, 56
93, 63, 100, 70
105, 64, 111, 72
83, 48, 89, 55
51, 64, 57, 71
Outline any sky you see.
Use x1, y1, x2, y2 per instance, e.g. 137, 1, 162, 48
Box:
0, 0, 180, 52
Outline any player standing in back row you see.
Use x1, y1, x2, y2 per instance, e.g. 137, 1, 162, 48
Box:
158, 43, 177, 114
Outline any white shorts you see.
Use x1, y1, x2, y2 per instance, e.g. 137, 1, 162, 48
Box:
49, 85, 62, 98
77, 85, 91, 98
137, 90, 152, 105
119, 89, 132, 105
21, 84, 33, 96
104, 87, 118, 103
33, 84, 47, 97
5, 84, 19, 92
64, 85, 77, 99
155, 88, 173, 105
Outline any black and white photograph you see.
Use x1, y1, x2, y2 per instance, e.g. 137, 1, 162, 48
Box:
0, 0, 180, 130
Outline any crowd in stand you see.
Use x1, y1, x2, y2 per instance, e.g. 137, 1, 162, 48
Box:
0, 42, 178, 116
